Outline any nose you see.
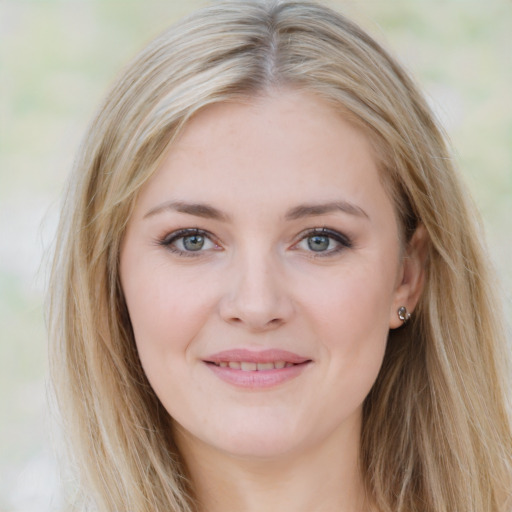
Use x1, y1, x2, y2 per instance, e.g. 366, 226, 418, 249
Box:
218, 250, 295, 332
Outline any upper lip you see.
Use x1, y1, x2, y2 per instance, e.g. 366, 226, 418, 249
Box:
204, 349, 311, 364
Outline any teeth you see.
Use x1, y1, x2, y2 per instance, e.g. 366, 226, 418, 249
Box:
215, 361, 297, 371
257, 362, 275, 371
241, 362, 257, 371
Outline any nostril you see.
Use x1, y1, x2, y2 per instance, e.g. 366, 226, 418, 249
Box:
218, 281, 294, 330
226, 315, 283, 331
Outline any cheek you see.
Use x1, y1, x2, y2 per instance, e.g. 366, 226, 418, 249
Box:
121, 258, 216, 368
297, 259, 396, 397
302, 259, 396, 340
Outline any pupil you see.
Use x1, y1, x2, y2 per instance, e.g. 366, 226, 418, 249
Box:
183, 235, 204, 251
308, 235, 330, 251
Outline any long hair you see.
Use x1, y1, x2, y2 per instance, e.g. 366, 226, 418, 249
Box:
48, 1, 512, 510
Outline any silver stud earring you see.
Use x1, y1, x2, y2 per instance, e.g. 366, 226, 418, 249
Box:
397, 306, 411, 324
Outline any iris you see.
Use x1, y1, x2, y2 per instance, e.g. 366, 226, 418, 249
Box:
182, 235, 205, 251
307, 235, 330, 252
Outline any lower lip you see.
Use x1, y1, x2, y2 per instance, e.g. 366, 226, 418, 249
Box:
205, 362, 311, 389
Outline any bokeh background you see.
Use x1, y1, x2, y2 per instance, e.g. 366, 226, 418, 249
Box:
1, 0, 511, 510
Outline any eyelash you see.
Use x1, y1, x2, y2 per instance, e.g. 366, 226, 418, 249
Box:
157, 227, 353, 258
157, 228, 220, 258
293, 227, 353, 258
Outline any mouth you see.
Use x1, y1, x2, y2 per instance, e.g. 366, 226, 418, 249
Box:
203, 349, 312, 388
206, 360, 302, 371
204, 348, 311, 367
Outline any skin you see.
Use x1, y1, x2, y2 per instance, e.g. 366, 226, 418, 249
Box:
120, 89, 426, 512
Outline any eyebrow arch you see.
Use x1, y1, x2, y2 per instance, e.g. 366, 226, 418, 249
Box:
285, 201, 369, 221
144, 200, 369, 222
144, 201, 231, 222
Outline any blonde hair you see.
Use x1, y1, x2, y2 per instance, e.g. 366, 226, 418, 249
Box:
48, 1, 512, 511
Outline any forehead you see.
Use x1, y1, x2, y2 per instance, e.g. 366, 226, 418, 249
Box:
172, 90, 373, 165
133, 89, 396, 229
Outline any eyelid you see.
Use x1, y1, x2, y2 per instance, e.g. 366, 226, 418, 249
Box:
158, 228, 222, 256
291, 227, 353, 255
156, 226, 352, 258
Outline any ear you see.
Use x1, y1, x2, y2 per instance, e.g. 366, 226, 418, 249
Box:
389, 224, 429, 329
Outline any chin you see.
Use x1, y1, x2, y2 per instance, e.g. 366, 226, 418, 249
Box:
218, 432, 306, 460
175, 413, 311, 461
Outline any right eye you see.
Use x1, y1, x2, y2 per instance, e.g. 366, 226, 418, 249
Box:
159, 229, 221, 256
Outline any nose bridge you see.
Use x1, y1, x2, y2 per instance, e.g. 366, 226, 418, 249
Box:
219, 242, 293, 330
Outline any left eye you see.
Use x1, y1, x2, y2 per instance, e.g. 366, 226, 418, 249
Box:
294, 229, 352, 255
304, 234, 333, 252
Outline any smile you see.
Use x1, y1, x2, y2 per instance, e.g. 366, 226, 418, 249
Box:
203, 349, 312, 389
211, 361, 296, 370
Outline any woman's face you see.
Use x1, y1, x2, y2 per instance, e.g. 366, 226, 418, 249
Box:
120, 90, 418, 459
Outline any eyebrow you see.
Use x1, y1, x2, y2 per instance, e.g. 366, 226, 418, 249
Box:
284, 201, 369, 221
143, 200, 369, 222
144, 201, 231, 221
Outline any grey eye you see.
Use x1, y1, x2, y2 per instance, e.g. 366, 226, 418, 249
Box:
162, 229, 219, 255
307, 235, 331, 252
182, 235, 205, 251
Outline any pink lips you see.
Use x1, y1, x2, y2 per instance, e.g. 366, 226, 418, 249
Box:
204, 349, 312, 389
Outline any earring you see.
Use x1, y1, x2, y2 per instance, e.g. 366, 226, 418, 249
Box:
397, 306, 411, 324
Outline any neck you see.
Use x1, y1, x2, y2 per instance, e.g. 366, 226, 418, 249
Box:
175, 420, 370, 512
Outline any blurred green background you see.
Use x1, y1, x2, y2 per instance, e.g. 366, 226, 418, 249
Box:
1, 1, 510, 510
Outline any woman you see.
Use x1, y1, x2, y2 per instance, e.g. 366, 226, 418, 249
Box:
48, 1, 512, 511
